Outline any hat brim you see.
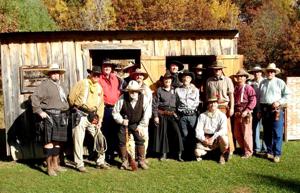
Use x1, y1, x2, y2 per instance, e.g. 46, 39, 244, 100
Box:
130, 72, 149, 80
87, 69, 101, 74
43, 69, 65, 75
123, 88, 143, 92
123, 65, 138, 73
102, 63, 118, 68
234, 73, 249, 78
248, 70, 262, 73
264, 68, 281, 74
178, 72, 195, 80
209, 66, 226, 69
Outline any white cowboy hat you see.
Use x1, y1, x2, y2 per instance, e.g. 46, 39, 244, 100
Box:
264, 63, 281, 74
124, 80, 143, 92
43, 63, 65, 75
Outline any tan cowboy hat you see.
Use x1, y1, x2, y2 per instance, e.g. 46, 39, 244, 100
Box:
234, 68, 250, 78
123, 61, 139, 73
87, 65, 101, 74
43, 63, 65, 75
124, 80, 143, 92
207, 97, 218, 103
264, 63, 281, 74
130, 68, 149, 80
209, 61, 226, 69
248, 65, 263, 73
193, 64, 206, 70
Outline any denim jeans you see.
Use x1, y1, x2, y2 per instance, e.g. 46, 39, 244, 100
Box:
252, 109, 266, 153
262, 109, 284, 156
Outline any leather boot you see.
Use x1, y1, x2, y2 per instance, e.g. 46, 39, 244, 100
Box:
137, 146, 149, 170
46, 156, 57, 176
119, 147, 130, 170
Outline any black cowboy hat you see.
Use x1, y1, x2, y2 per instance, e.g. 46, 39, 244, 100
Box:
166, 60, 184, 71
102, 58, 118, 68
87, 65, 101, 74
193, 64, 206, 70
178, 70, 195, 81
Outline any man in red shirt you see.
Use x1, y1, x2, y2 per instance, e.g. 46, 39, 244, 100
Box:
98, 59, 122, 164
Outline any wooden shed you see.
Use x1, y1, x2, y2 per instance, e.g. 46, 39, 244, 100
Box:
0, 30, 242, 159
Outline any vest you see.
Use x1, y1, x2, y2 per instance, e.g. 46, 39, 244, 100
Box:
120, 93, 144, 126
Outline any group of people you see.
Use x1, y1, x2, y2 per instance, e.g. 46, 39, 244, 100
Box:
31, 59, 288, 176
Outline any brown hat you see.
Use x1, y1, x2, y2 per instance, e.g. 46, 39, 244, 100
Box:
130, 68, 149, 80
264, 63, 281, 74
193, 64, 206, 70
123, 62, 139, 73
209, 61, 226, 69
234, 68, 250, 78
166, 60, 184, 71
87, 65, 101, 74
43, 63, 66, 75
178, 70, 195, 81
248, 65, 263, 73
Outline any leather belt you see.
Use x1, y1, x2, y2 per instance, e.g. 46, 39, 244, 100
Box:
158, 109, 176, 116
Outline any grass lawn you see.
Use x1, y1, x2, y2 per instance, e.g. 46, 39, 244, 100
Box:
0, 141, 299, 193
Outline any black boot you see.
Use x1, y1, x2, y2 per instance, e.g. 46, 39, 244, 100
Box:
159, 153, 167, 161
178, 152, 184, 162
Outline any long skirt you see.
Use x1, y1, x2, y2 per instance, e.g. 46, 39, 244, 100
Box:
152, 114, 184, 154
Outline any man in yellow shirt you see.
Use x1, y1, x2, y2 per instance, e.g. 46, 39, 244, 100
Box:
69, 66, 109, 172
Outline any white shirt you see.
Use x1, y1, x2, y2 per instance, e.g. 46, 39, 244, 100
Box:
195, 109, 227, 142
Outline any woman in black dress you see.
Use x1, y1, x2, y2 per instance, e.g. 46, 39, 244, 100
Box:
152, 72, 184, 161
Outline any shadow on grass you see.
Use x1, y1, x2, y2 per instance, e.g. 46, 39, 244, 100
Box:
255, 174, 300, 193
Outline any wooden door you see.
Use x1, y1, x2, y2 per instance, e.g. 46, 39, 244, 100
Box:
217, 55, 244, 77
141, 56, 166, 90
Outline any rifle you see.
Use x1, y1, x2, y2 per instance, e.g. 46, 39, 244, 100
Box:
124, 115, 138, 171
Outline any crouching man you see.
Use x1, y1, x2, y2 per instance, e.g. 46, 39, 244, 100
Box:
194, 97, 229, 164
112, 80, 151, 170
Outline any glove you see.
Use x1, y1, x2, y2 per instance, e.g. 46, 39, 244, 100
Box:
87, 111, 99, 124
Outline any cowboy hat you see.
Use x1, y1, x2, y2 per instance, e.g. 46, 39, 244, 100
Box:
87, 65, 101, 74
130, 68, 149, 80
193, 64, 206, 70
178, 70, 195, 81
248, 65, 263, 73
264, 63, 281, 74
166, 60, 184, 71
102, 58, 118, 68
43, 63, 65, 75
207, 97, 218, 103
209, 61, 226, 69
123, 61, 139, 73
160, 71, 174, 81
234, 68, 250, 78
124, 80, 143, 92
